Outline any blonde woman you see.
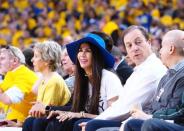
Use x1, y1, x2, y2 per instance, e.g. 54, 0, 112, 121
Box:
23, 40, 71, 130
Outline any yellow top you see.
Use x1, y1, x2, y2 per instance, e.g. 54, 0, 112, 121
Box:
0, 65, 38, 122
14, 0, 29, 12
37, 73, 71, 106
102, 21, 119, 35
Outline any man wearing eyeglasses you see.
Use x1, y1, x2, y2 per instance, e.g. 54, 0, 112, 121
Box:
0, 46, 38, 127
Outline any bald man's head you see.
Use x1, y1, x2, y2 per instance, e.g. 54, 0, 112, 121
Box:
160, 30, 184, 68
163, 30, 184, 47
162, 30, 184, 56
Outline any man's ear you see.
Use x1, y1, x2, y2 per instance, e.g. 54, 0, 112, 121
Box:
147, 39, 151, 45
169, 45, 175, 54
13, 57, 19, 64
147, 40, 153, 51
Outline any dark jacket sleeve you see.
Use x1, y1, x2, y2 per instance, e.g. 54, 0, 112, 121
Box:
48, 99, 72, 111
49, 105, 72, 111
116, 60, 133, 85
153, 92, 184, 123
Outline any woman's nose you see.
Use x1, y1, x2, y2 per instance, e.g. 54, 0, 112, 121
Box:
81, 50, 87, 56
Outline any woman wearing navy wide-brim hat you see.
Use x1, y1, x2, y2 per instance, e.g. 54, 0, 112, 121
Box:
45, 33, 123, 131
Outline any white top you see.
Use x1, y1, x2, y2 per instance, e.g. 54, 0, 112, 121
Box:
96, 54, 167, 120
5, 86, 24, 103
88, 69, 123, 113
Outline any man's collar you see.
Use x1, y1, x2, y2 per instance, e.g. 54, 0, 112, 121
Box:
171, 59, 184, 71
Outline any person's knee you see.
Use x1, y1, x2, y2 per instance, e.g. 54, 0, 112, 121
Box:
73, 118, 92, 131
22, 117, 35, 131
124, 119, 144, 131
96, 127, 119, 131
125, 119, 136, 127
124, 119, 138, 131
33, 118, 44, 127
46, 119, 62, 131
73, 120, 82, 131
85, 120, 99, 131
142, 119, 158, 131
46, 121, 55, 131
86, 120, 111, 131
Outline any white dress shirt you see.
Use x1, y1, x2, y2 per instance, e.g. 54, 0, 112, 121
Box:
96, 54, 167, 120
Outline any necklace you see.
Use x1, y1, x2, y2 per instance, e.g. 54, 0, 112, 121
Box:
85, 73, 92, 77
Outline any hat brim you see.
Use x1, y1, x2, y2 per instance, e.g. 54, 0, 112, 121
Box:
66, 35, 115, 68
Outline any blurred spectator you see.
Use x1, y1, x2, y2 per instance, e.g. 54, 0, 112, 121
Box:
62, 35, 74, 45
151, 37, 162, 57
0, 47, 9, 81
111, 46, 133, 85
61, 47, 75, 92
0, 46, 38, 126
0, 0, 183, 50
125, 55, 136, 68
22, 48, 34, 70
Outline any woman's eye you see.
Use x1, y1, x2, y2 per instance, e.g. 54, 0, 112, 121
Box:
78, 48, 91, 52
78, 49, 82, 52
86, 49, 92, 52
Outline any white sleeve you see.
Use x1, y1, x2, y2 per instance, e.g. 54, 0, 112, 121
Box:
96, 79, 158, 120
5, 86, 24, 103
102, 70, 122, 100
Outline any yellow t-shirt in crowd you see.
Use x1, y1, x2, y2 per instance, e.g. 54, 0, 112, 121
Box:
102, 21, 118, 35
37, 73, 71, 106
0, 65, 38, 122
14, 0, 29, 12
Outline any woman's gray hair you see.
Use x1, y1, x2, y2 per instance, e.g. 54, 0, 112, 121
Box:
34, 40, 62, 71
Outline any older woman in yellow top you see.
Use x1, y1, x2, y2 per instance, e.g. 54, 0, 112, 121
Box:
29, 40, 71, 117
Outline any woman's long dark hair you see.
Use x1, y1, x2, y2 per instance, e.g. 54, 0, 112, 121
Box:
71, 43, 105, 115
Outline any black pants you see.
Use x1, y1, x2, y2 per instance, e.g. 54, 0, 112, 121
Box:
22, 117, 50, 131
23, 105, 72, 131
124, 118, 184, 131
46, 118, 81, 131
23, 116, 81, 131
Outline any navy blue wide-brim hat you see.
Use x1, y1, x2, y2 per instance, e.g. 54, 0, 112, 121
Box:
66, 33, 115, 68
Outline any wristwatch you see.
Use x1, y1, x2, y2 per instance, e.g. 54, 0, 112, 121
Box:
45, 106, 52, 115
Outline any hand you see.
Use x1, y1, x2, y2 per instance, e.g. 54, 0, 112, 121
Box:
29, 102, 46, 118
130, 108, 151, 120
56, 111, 81, 122
47, 110, 61, 119
79, 122, 87, 131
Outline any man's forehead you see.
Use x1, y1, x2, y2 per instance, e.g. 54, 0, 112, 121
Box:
124, 36, 144, 44
125, 30, 145, 40
126, 29, 144, 36
0, 49, 8, 53
0, 49, 10, 55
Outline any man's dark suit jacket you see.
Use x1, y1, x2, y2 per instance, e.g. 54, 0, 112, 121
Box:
116, 60, 133, 85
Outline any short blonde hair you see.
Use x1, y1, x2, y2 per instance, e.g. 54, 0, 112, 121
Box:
34, 40, 62, 71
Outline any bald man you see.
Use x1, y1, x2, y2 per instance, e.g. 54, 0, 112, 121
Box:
124, 30, 184, 131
